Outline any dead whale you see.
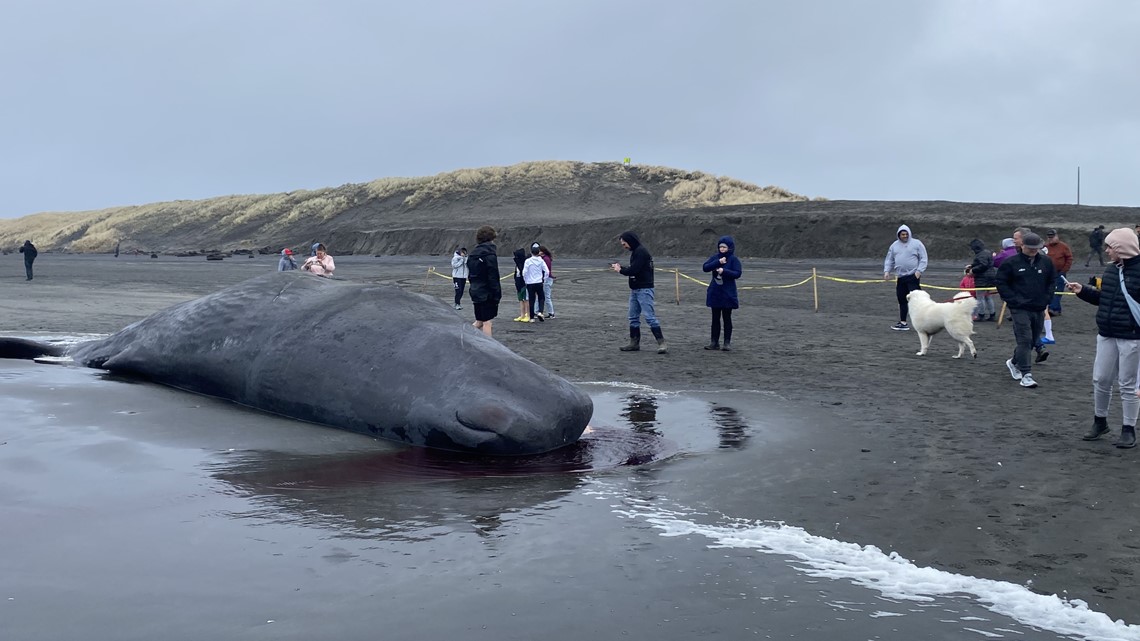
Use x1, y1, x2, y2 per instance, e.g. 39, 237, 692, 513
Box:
0, 272, 593, 455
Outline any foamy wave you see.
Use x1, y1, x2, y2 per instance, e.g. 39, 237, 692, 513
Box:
588, 483, 1140, 641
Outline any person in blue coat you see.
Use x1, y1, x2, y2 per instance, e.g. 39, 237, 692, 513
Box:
702, 236, 742, 351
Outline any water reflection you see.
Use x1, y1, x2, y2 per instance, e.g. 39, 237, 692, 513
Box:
621, 394, 660, 435
710, 405, 751, 449
211, 449, 583, 540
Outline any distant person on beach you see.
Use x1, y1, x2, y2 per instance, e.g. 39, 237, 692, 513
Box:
1045, 229, 1073, 316
993, 237, 1016, 268
996, 231, 1055, 389
1066, 227, 1140, 449
114, 240, 120, 258
702, 235, 742, 351
511, 247, 529, 322
451, 247, 468, 310
1086, 225, 1106, 267
278, 248, 298, 271
302, 244, 335, 277
539, 245, 555, 319
611, 231, 667, 353
466, 226, 501, 337
522, 243, 549, 323
967, 238, 997, 321
18, 240, 37, 281
883, 224, 927, 331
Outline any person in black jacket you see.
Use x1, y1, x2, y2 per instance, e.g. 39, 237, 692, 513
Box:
466, 226, 502, 337
967, 238, 996, 321
996, 232, 1055, 389
610, 231, 666, 353
1067, 227, 1140, 448
1085, 225, 1106, 267
18, 240, 38, 280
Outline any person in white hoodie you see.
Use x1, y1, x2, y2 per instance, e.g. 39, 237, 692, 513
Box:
883, 224, 928, 331
522, 243, 550, 323
450, 247, 468, 310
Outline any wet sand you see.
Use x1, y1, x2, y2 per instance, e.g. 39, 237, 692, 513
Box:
2, 253, 1138, 624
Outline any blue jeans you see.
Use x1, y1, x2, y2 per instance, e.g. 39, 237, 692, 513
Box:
543, 277, 554, 315
628, 288, 660, 329
1050, 274, 1066, 313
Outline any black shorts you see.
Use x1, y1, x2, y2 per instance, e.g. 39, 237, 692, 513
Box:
473, 301, 499, 322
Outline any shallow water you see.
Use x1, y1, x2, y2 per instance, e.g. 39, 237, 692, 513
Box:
1, 358, 1136, 641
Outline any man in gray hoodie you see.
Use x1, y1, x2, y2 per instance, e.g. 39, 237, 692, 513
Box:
883, 224, 928, 331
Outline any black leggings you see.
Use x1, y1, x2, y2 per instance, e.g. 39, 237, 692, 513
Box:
895, 274, 922, 322
712, 308, 733, 344
453, 278, 466, 305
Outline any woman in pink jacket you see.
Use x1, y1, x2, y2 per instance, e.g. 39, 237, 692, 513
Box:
302, 243, 336, 278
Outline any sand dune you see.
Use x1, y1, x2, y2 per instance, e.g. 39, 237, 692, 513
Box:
2, 160, 1138, 259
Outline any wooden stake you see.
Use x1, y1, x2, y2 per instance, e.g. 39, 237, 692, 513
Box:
675, 268, 681, 304
996, 301, 1007, 329
422, 266, 434, 292
812, 267, 819, 312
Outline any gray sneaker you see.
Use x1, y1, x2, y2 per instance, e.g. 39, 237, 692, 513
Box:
1020, 373, 1038, 388
1005, 359, 1023, 380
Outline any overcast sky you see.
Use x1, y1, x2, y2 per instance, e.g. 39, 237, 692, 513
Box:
1, 0, 1137, 218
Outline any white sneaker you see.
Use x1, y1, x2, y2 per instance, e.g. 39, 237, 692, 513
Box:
1020, 373, 1038, 388
1005, 359, 1023, 380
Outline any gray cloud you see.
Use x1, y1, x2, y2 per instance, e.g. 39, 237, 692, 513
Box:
2, 0, 1138, 218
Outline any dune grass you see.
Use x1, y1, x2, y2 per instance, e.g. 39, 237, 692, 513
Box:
0, 161, 807, 252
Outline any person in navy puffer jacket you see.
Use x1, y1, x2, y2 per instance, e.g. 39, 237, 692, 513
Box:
702, 236, 743, 351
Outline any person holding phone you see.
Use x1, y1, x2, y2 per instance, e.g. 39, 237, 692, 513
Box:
1066, 227, 1140, 448
302, 244, 335, 277
702, 236, 742, 351
611, 231, 666, 353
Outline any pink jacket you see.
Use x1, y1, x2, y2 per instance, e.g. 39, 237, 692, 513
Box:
303, 255, 335, 277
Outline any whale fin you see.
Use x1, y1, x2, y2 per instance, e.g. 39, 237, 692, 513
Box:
0, 337, 67, 360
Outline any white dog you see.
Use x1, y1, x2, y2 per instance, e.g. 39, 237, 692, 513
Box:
906, 289, 977, 359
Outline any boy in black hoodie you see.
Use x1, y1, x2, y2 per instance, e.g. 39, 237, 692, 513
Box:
610, 231, 666, 353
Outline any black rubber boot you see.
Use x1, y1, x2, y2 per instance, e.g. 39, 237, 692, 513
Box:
1115, 425, 1137, 449
619, 327, 641, 352
1083, 416, 1109, 441
704, 341, 720, 350
650, 326, 667, 354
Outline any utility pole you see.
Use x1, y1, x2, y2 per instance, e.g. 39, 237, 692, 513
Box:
1077, 166, 1081, 205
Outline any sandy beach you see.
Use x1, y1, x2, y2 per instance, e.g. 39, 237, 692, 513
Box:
2, 252, 1138, 629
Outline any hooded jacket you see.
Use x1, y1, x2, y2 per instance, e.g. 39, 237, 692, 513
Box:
967, 239, 995, 288
467, 242, 501, 304
1076, 228, 1140, 339
618, 231, 654, 290
451, 250, 469, 279
19, 241, 37, 263
702, 236, 742, 309
883, 225, 928, 277
512, 248, 527, 291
